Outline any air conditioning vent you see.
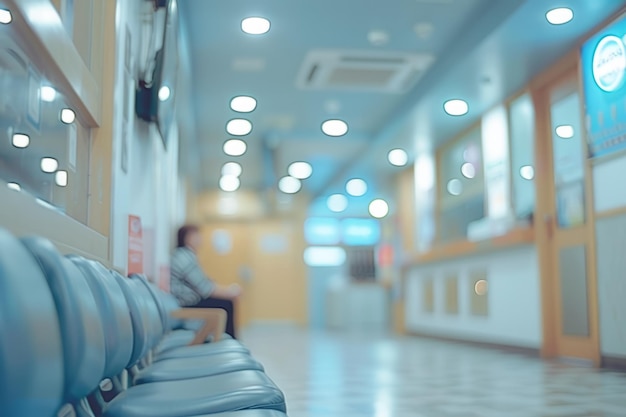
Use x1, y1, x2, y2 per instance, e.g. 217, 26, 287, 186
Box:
296, 49, 435, 93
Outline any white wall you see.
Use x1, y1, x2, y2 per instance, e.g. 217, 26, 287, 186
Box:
110, 0, 187, 283
405, 245, 542, 348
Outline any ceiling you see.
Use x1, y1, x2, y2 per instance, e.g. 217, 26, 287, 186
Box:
178, 0, 626, 215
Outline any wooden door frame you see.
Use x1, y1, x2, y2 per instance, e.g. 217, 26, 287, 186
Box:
531, 59, 601, 365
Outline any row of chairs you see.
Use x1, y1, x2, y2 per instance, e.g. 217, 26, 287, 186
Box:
0, 228, 289, 417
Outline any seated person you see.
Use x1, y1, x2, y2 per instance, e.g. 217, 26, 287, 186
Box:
170, 224, 241, 338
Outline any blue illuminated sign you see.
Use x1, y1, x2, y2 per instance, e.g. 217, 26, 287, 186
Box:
304, 218, 341, 245
341, 218, 380, 246
581, 15, 626, 158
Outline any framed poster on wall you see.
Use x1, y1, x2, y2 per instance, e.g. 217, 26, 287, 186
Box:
581, 14, 626, 158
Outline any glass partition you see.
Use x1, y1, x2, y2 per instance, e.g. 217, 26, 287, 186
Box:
509, 93, 536, 220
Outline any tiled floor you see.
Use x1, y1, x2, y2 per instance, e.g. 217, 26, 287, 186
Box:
241, 325, 626, 417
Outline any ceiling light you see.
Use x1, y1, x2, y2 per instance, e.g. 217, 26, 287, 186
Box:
546, 7, 574, 25
241, 17, 271, 35
327, 194, 348, 213
346, 178, 367, 197
444, 99, 469, 116
7, 182, 21, 191
223, 139, 247, 156
321, 119, 348, 137
278, 176, 301, 194
230, 96, 257, 113
461, 162, 476, 179
158, 86, 171, 101
55, 170, 68, 187
12, 133, 30, 148
520, 165, 535, 180
0, 8, 11, 24
288, 161, 313, 179
369, 199, 389, 219
555, 125, 574, 139
41, 157, 59, 173
447, 179, 463, 196
368, 30, 390, 46
413, 22, 433, 40
226, 119, 252, 136
219, 175, 240, 192
60, 108, 76, 124
222, 162, 242, 177
40, 86, 57, 102
388, 149, 408, 167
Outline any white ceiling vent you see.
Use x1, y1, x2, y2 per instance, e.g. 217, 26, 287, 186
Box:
296, 49, 435, 93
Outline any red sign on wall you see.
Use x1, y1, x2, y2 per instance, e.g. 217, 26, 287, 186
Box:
127, 215, 144, 275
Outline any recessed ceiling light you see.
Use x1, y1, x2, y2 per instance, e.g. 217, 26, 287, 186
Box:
278, 176, 302, 194
444, 99, 469, 116
230, 96, 257, 113
158, 86, 171, 101
223, 139, 247, 156
40, 86, 57, 102
368, 30, 390, 46
12, 133, 30, 148
546, 7, 574, 25
346, 178, 367, 197
41, 157, 59, 173
447, 178, 463, 196
241, 17, 271, 35
369, 199, 389, 219
288, 161, 313, 179
7, 182, 21, 191
555, 125, 574, 139
55, 170, 68, 187
222, 162, 242, 177
461, 162, 476, 179
0, 9, 12, 24
322, 119, 348, 137
226, 119, 252, 136
327, 194, 348, 213
388, 149, 408, 167
413, 22, 433, 40
520, 165, 535, 180
61, 108, 76, 124
219, 175, 240, 192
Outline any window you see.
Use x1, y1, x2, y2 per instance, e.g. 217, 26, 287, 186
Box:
509, 93, 536, 220
437, 126, 485, 243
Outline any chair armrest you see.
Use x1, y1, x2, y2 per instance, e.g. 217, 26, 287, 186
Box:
170, 308, 227, 345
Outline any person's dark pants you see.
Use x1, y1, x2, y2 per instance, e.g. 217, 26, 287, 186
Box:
189, 297, 236, 339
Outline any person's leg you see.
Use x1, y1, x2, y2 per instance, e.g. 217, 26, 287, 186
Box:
189, 297, 236, 339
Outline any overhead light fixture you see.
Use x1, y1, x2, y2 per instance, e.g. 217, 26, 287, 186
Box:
40, 86, 57, 102
288, 161, 313, 180
321, 119, 348, 137
461, 162, 476, 179
546, 7, 574, 25
230, 96, 257, 113
447, 178, 463, 196
369, 199, 389, 219
219, 175, 240, 192
346, 178, 367, 197
7, 182, 21, 191
60, 108, 76, 124
0, 8, 12, 24
327, 194, 348, 213
226, 119, 252, 136
222, 162, 242, 177
55, 170, 68, 187
223, 139, 247, 156
41, 157, 59, 173
368, 30, 390, 46
388, 149, 408, 167
520, 165, 535, 180
241, 17, 271, 35
444, 99, 469, 116
555, 125, 574, 139
12, 133, 30, 148
158, 86, 171, 101
278, 176, 302, 194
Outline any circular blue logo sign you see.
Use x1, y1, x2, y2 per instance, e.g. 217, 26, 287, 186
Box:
593, 35, 626, 92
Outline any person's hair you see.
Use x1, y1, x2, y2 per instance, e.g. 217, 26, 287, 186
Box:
177, 224, 199, 248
